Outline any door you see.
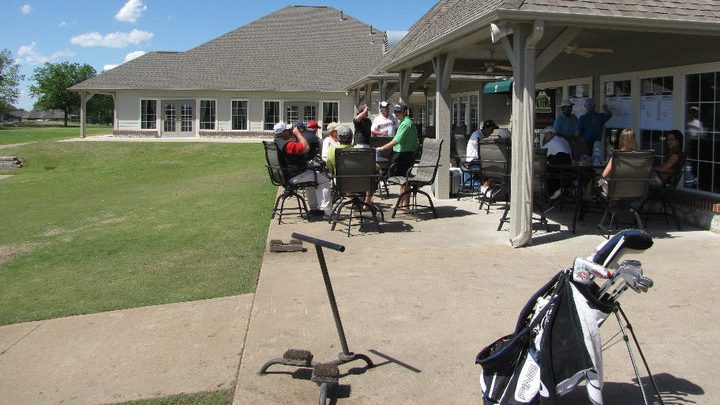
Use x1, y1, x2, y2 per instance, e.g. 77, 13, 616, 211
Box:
162, 100, 194, 137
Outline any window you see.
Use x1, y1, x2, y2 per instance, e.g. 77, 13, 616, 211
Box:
180, 103, 193, 132
286, 105, 299, 124
322, 101, 338, 130
199, 100, 216, 130
685, 72, 720, 193
303, 106, 316, 122
469, 94, 479, 132
264, 101, 280, 130
231, 100, 248, 130
141, 99, 157, 129
638, 76, 674, 167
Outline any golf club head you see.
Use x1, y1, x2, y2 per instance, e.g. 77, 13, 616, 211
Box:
591, 229, 653, 266
637, 276, 654, 291
573, 257, 611, 284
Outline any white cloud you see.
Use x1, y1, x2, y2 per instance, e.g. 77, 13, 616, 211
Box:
21, 4, 31, 14
17, 42, 74, 65
115, 0, 147, 23
103, 64, 119, 72
124, 50, 146, 62
70, 29, 153, 48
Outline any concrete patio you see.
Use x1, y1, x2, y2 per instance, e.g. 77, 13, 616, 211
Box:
0, 186, 717, 404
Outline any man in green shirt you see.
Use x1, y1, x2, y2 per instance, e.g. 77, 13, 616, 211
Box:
375, 103, 418, 212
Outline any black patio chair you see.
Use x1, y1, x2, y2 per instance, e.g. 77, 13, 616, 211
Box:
368, 136, 394, 197
451, 132, 482, 199
262, 140, 317, 224
387, 138, 443, 219
597, 150, 654, 238
329, 148, 384, 236
638, 157, 684, 231
478, 140, 510, 214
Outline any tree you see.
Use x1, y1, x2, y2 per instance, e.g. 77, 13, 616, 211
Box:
29, 62, 95, 127
0, 49, 24, 115
87, 94, 114, 125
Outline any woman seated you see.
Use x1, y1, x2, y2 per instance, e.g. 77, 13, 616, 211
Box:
598, 128, 638, 196
652, 130, 684, 185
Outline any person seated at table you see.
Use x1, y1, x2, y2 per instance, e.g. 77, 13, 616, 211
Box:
598, 128, 637, 196
467, 119, 499, 165
540, 126, 572, 200
274, 121, 332, 218
652, 129, 684, 185
321, 122, 340, 162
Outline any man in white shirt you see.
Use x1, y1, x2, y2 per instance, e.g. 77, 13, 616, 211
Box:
541, 126, 572, 200
467, 120, 499, 162
371, 101, 398, 137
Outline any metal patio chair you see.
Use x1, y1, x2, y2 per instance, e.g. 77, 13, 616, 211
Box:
387, 138, 443, 219
262, 140, 317, 224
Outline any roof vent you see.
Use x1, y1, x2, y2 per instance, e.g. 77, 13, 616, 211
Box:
369, 25, 374, 44
340, 10, 345, 21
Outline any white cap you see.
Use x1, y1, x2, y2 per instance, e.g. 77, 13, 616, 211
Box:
540, 126, 557, 136
273, 121, 292, 135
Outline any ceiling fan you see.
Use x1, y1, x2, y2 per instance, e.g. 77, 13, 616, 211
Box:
563, 44, 613, 58
481, 61, 513, 73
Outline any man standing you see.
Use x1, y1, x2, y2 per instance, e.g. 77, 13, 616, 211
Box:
274, 121, 332, 219
375, 103, 418, 212
353, 103, 372, 148
371, 101, 397, 137
554, 99, 579, 159
575, 98, 612, 157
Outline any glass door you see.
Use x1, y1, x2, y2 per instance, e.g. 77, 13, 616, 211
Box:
162, 100, 194, 137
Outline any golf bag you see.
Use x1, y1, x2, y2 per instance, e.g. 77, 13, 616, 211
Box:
476, 269, 614, 404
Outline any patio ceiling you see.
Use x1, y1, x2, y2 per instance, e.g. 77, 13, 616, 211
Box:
389, 25, 720, 85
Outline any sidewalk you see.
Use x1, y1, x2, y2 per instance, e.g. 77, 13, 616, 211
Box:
1, 190, 717, 404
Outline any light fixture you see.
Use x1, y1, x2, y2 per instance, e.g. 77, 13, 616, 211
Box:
490, 22, 513, 43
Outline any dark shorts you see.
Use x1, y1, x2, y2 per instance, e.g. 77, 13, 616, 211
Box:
389, 151, 416, 177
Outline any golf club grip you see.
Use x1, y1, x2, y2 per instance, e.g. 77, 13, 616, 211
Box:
291, 233, 345, 252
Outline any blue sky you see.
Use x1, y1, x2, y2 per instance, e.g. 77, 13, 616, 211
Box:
2, 0, 437, 110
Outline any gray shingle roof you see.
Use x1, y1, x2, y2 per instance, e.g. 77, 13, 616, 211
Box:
71, 6, 385, 92
381, 0, 720, 70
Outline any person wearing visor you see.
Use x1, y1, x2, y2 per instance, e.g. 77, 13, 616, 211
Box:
375, 103, 418, 213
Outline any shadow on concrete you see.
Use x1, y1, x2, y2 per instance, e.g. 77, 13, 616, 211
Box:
556, 372, 704, 404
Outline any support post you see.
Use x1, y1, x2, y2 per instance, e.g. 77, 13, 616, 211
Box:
80, 91, 87, 138
432, 53, 455, 199
399, 69, 412, 105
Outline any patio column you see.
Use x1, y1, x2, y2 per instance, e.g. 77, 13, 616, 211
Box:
79, 91, 87, 138
399, 69, 411, 105
379, 80, 387, 102
432, 53, 455, 199
508, 21, 543, 247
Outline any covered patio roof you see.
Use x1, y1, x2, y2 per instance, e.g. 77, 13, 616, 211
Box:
365, 0, 720, 247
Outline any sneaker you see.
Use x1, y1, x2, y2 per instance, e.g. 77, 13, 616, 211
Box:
550, 189, 562, 200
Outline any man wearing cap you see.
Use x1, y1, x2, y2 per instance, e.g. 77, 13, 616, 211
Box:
375, 103, 418, 212
467, 119, 499, 163
540, 126, 572, 200
293, 119, 322, 161
325, 125, 355, 174
554, 100, 578, 139
371, 101, 397, 137
575, 98, 612, 157
353, 103, 372, 148
274, 121, 332, 219
321, 122, 340, 162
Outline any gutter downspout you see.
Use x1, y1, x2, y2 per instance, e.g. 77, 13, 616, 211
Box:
510, 20, 544, 248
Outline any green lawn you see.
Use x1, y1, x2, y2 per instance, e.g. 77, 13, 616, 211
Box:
0, 138, 275, 325
0, 124, 111, 145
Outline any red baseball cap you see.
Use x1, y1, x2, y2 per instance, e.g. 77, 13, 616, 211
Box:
307, 120, 321, 129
